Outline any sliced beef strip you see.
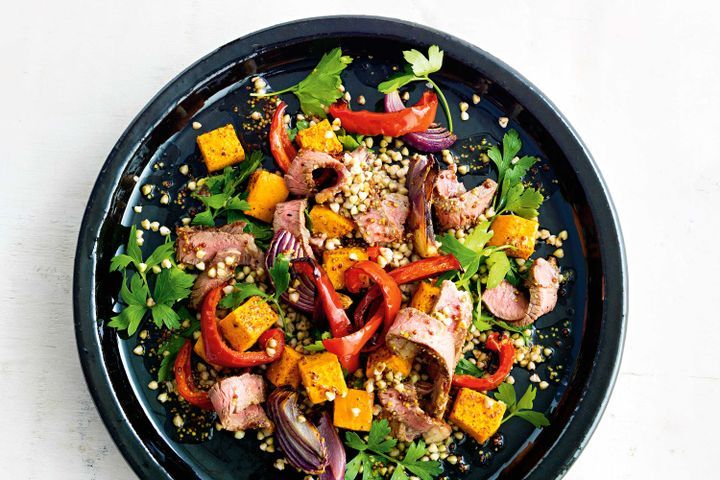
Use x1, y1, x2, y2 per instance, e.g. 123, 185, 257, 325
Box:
482, 280, 529, 322
431, 280, 472, 364
377, 385, 451, 443
434, 178, 498, 231
189, 248, 244, 308
273, 199, 314, 258
207, 374, 272, 432
354, 193, 409, 244
382, 284, 471, 421
518, 257, 560, 326
482, 257, 560, 326
176, 221, 261, 267
284, 149, 350, 203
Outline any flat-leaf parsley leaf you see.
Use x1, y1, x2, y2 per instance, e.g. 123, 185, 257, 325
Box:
253, 48, 352, 118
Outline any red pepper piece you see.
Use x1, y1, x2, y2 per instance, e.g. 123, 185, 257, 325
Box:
173, 340, 214, 410
343, 261, 402, 336
353, 254, 462, 329
325, 261, 402, 370
367, 246, 381, 262
269, 101, 297, 173
329, 91, 438, 137
201, 286, 285, 368
452, 333, 515, 391
292, 258, 353, 338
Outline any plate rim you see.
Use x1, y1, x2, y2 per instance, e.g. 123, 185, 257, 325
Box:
73, 15, 627, 480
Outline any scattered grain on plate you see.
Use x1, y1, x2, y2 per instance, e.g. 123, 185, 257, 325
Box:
460, 111, 469, 121
192, 121, 202, 130
133, 206, 142, 213
179, 164, 189, 175
357, 95, 366, 105
498, 116, 509, 128
459, 101, 469, 112
133, 345, 144, 356
472, 93, 481, 104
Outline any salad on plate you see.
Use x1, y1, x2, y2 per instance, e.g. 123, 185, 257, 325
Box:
108, 45, 569, 479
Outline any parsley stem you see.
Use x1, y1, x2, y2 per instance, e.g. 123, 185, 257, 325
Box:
251, 86, 296, 98
426, 77, 453, 132
501, 411, 516, 424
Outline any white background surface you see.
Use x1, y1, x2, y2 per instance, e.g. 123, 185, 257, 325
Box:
1, 1, 719, 478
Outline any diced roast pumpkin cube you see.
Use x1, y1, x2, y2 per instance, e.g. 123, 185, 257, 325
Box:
487, 214, 539, 259
218, 296, 278, 352
449, 388, 506, 444
309, 205, 355, 238
295, 119, 343, 154
322, 247, 368, 290
266, 346, 303, 389
193, 335, 223, 371
366, 346, 414, 378
196, 124, 245, 172
298, 352, 348, 404
245, 170, 290, 222
410, 281, 441, 313
334, 389, 373, 431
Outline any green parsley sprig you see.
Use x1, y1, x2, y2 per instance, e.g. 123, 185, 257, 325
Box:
191, 151, 273, 248
345, 419, 442, 480
109, 226, 196, 335
378, 45, 454, 132
252, 48, 352, 118
488, 129, 544, 218
192, 150, 261, 227
495, 382, 550, 428
437, 222, 511, 290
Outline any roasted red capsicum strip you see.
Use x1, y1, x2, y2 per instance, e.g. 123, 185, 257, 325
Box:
353, 254, 462, 328
173, 340, 214, 410
344, 261, 402, 334
329, 91, 438, 137
292, 258, 353, 338
201, 286, 285, 368
452, 333, 515, 391
269, 101, 297, 173
324, 261, 401, 360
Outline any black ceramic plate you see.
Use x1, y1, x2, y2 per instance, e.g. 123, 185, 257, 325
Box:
74, 16, 626, 480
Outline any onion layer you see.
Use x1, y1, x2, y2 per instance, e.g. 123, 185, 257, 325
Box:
265, 229, 315, 311
318, 412, 345, 480
267, 387, 329, 474
408, 154, 440, 257
384, 91, 457, 152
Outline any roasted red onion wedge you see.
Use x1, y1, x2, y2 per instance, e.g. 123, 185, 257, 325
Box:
318, 412, 345, 480
267, 387, 329, 474
384, 91, 457, 152
408, 154, 440, 257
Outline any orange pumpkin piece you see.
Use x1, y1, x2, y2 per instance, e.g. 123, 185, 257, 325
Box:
245, 170, 290, 222
196, 124, 245, 172
218, 296, 278, 352
298, 352, 348, 404
266, 346, 303, 389
449, 387, 507, 444
334, 389, 373, 431
410, 281, 441, 313
487, 214, 538, 259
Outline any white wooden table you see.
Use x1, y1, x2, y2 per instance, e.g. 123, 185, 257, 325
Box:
2, 1, 718, 478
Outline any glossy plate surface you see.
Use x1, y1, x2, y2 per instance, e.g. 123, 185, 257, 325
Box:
74, 16, 626, 480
